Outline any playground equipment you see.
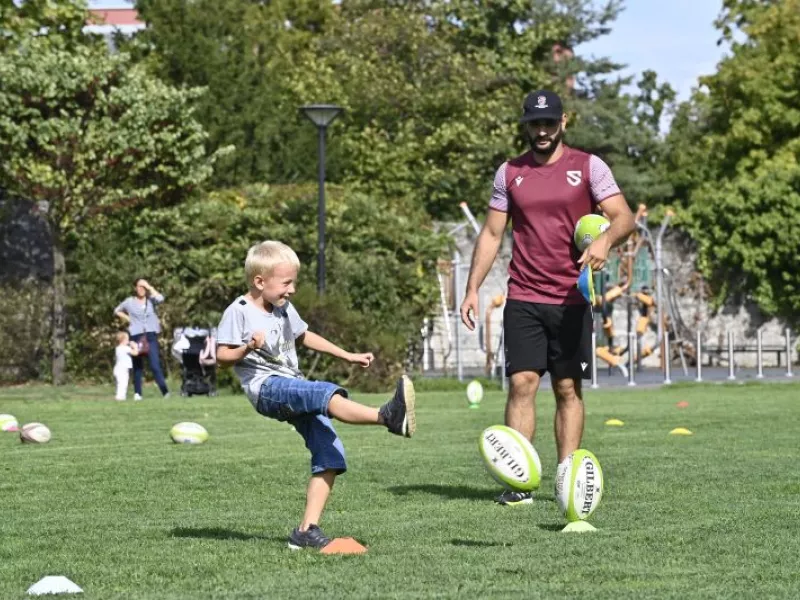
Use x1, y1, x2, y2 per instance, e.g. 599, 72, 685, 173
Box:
428, 201, 703, 385
593, 205, 700, 381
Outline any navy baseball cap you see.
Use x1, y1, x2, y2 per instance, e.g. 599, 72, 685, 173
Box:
520, 90, 564, 123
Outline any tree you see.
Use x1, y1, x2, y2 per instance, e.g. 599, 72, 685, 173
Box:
567, 71, 676, 207
132, 0, 655, 218
66, 183, 447, 389
0, 0, 89, 51
0, 33, 226, 383
663, 0, 800, 323
131, 0, 338, 186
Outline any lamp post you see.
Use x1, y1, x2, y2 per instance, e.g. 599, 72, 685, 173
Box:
300, 104, 343, 295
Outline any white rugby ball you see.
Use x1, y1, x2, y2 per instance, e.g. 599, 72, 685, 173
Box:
170, 422, 208, 444
479, 425, 541, 492
0, 413, 19, 432
466, 380, 484, 406
20, 422, 51, 444
555, 449, 604, 522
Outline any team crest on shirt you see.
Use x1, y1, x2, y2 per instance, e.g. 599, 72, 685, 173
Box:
514, 175, 524, 187
566, 170, 582, 186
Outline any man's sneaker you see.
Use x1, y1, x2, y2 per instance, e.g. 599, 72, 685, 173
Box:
133, 394, 142, 401
287, 524, 331, 550
379, 375, 416, 437
495, 490, 534, 506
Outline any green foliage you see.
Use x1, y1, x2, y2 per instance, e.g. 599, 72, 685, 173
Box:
0, 38, 226, 237
0, 0, 90, 51
131, 0, 338, 187
132, 0, 659, 218
567, 71, 677, 207
66, 184, 447, 389
665, 0, 800, 324
0, 18, 227, 383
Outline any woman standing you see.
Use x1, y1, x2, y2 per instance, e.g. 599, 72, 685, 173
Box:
114, 278, 170, 399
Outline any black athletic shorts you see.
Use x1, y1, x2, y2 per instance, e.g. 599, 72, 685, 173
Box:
503, 299, 592, 380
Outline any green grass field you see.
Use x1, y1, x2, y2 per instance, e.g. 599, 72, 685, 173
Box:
2, 380, 799, 599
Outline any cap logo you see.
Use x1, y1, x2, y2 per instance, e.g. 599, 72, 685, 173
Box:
536, 95, 548, 108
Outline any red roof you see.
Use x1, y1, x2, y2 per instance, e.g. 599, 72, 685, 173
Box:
88, 9, 142, 26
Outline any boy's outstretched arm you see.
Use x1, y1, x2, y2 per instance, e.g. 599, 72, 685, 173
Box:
217, 331, 265, 366
299, 331, 374, 368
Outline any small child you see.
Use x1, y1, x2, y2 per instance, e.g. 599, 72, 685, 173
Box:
217, 240, 416, 550
113, 331, 139, 401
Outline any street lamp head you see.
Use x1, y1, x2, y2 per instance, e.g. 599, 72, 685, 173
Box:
301, 104, 343, 128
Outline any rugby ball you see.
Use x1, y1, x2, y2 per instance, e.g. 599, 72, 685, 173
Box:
574, 214, 610, 252
170, 422, 208, 444
479, 425, 541, 492
466, 380, 484, 406
0, 414, 19, 432
555, 449, 604, 522
20, 422, 51, 444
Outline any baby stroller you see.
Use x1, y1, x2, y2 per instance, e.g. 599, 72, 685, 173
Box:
172, 326, 218, 397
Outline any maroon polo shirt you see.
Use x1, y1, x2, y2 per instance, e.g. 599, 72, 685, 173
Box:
489, 145, 621, 305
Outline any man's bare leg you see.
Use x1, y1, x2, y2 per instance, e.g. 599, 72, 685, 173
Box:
552, 377, 585, 462
505, 370, 541, 440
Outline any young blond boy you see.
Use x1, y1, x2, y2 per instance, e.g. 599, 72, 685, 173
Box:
216, 240, 416, 550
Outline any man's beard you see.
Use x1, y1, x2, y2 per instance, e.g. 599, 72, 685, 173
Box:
529, 127, 564, 156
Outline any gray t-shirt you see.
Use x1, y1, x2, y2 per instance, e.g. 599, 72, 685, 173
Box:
217, 296, 308, 406
113, 295, 165, 336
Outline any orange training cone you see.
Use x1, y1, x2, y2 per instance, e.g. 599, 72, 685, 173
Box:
321, 537, 368, 555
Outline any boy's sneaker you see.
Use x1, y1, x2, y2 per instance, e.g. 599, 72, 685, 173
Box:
287, 524, 331, 550
379, 375, 416, 438
495, 490, 534, 506
133, 394, 143, 401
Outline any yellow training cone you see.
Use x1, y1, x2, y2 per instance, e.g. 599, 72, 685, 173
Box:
605, 418, 624, 426
669, 427, 693, 435
562, 521, 597, 533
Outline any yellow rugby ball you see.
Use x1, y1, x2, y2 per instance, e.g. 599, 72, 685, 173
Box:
0, 414, 19, 432
170, 422, 209, 444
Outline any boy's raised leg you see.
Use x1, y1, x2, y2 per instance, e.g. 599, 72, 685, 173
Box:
326, 376, 416, 437
379, 375, 416, 437
327, 395, 380, 424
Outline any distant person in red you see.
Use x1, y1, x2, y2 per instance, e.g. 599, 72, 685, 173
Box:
460, 90, 635, 506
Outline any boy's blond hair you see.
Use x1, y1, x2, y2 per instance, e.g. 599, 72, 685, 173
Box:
245, 240, 300, 285
116, 331, 129, 345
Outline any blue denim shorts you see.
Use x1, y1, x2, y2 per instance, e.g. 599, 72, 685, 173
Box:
257, 377, 348, 475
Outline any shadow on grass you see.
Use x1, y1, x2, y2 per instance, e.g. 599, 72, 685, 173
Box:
537, 523, 566, 532
388, 484, 555, 503
170, 527, 282, 543
450, 539, 511, 548
387, 483, 495, 500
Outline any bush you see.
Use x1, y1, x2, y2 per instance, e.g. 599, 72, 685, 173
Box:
65, 183, 448, 389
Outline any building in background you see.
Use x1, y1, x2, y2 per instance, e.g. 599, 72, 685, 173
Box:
86, 3, 144, 38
